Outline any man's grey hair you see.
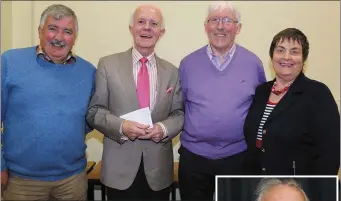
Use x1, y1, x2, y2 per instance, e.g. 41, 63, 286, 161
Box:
255, 178, 310, 201
40, 4, 78, 34
206, 1, 241, 24
129, 7, 165, 29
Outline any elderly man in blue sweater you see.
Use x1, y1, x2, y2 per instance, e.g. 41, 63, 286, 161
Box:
1, 4, 95, 200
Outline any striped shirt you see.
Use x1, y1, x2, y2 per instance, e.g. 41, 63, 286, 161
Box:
119, 48, 167, 140
256, 100, 277, 148
206, 43, 236, 71
132, 48, 158, 110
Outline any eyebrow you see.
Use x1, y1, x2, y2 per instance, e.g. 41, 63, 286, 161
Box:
137, 18, 159, 22
276, 45, 301, 50
47, 24, 58, 28
64, 28, 73, 33
47, 24, 73, 32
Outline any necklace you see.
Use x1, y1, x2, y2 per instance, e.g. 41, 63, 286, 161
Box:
271, 81, 292, 95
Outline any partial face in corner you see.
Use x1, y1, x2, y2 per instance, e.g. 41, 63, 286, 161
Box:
262, 184, 305, 201
129, 5, 165, 54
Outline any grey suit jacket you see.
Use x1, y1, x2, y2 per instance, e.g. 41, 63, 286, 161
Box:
86, 49, 184, 191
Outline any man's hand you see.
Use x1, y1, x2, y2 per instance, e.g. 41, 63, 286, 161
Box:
122, 120, 149, 141
1, 169, 8, 191
138, 124, 165, 143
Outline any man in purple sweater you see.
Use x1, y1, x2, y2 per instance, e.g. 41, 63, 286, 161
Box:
178, 1, 266, 200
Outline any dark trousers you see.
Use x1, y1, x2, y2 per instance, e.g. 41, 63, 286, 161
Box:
178, 146, 247, 201
106, 157, 170, 201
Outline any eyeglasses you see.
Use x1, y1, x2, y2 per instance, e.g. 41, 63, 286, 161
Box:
207, 17, 238, 26
136, 18, 160, 28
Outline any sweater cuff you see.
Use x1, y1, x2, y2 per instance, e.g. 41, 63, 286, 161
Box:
1, 137, 7, 171
1, 156, 7, 171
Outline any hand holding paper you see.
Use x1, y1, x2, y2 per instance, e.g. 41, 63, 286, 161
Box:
120, 107, 153, 140
122, 121, 149, 140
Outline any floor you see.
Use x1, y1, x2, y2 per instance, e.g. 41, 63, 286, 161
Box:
93, 188, 215, 201
93, 188, 181, 200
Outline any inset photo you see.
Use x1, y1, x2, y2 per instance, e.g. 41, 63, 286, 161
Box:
216, 176, 338, 201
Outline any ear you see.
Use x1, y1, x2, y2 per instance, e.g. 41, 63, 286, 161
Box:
38, 26, 43, 38
159, 28, 165, 37
204, 23, 209, 34
129, 25, 133, 35
236, 23, 242, 34
73, 36, 77, 46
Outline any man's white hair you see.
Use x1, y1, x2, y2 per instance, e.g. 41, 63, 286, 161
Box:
206, 1, 241, 24
255, 178, 310, 201
129, 6, 165, 29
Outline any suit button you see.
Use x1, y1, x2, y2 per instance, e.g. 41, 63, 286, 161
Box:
262, 168, 266, 171
262, 148, 265, 152
263, 130, 266, 134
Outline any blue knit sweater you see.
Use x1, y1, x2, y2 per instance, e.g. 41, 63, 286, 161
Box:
1, 46, 96, 181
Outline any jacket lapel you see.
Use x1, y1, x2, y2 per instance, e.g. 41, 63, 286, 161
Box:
252, 82, 272, 125
118, 48, 140, 109
265, 73, 306, 124
152, 55, 168, 117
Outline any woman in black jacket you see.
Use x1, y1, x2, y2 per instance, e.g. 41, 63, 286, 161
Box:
244, 28, 340, 175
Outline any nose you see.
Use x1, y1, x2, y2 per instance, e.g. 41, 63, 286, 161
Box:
217, 20, 224, 29
283, 51, 292, 60
54, 30, 64, 41
143, 21, 152, 30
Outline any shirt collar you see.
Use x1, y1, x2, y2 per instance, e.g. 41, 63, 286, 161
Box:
206, 43, 236, 60
36, 45, 76, 64
132, 47, 155, 65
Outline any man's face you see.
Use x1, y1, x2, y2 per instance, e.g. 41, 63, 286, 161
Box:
38, 15, 77, 63
205, 8, 241, 52
262, 185, 305, 201
129, 6, 165, 54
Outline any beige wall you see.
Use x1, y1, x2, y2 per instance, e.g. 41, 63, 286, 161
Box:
2, 1, 340, 162
1, 1, 12, 52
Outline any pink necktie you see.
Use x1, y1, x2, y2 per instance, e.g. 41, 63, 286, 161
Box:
137, 57, 150, 108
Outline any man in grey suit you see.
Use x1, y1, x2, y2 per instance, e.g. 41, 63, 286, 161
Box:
86, 4, 184, 201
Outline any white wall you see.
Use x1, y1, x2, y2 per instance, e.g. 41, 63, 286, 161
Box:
2, 1, 340, 162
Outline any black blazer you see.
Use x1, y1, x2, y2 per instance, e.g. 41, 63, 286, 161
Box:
244, 72, 340, 175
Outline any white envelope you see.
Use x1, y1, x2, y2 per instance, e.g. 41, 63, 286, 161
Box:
120, 107, 153, 128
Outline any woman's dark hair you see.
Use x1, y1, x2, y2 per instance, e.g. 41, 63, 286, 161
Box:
269, 28, 310, 62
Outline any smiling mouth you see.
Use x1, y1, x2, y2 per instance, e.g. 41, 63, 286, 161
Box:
214, 33, 226, 37
279, 62, 295, 67
51, 44, 66, 49
140, 34, 153, 39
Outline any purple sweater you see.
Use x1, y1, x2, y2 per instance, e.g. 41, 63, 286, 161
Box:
179, 45, 266, 159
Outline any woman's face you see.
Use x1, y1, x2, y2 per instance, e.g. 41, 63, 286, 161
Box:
272, 38, 303, 81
